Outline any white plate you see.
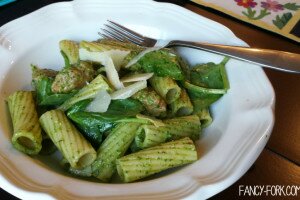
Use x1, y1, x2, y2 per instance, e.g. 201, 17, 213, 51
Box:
0, 0, 275, 199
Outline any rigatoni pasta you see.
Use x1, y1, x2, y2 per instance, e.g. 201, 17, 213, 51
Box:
116, 137, 198, 182
59, 74, 111, 111
195, 107, 213, 128
92, 123, 141, 182
39, 110, 96, 169
170, 88, 193, 117
7, 91, 42, 155
68, 165, 93, 177
7, 38, 230, 183
133, 115, 201, 150
149, 76, 181, 104
132, 87, 167, 117
59, 40, 79, 66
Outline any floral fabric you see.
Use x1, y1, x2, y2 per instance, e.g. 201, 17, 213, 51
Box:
192, 0, 300, 42
233, 0, 300, 29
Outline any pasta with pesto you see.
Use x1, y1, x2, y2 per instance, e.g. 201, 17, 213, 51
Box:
59, 74, 112, 111
170, 88, 193, 117
132, 115, 201, 150
116, 137, 198, 182
7, 37, 230, 183
59, 40, 79, 66
39, 110, 97, 169
91, 122, 141, 182
132, 87, 167, 117
149, 75, 181, 104
7, 91, 42, 155
195, 107, 213, 128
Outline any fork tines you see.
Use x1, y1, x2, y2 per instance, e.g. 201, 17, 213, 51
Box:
99, 20, 155, 46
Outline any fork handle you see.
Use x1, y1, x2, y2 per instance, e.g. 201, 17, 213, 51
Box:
167, 40, 300, 73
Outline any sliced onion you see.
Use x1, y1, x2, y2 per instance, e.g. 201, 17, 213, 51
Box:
121, 73, 154, 83
79, 48, 124, 89
86, 89, 111, 113
136, 114, 165, 127
110, 80, 147, 100
125, 47, 162, 68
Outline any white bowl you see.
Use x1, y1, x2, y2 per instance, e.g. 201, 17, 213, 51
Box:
0, 0, 275, 199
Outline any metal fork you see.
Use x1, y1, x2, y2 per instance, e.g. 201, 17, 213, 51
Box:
99, 20, 300, 73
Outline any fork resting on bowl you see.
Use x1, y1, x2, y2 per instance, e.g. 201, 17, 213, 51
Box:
99, 20, 300, 74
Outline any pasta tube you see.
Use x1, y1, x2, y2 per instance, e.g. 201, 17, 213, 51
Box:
132, 87, 167, 117
69, 165, 93, 177
7, 91, 42, 155
96, 39, 144, 67
91, 123, 141, 182
59, 40, 79, 65
134, 115, 201, 150
59, 74, 111, 111
39, 110, 96, 169
170, 89, 193, 117
117, 137, 198, 182
194, 107, 213, 128
97, 39, 144, 52
80, 40, 133, 52
149, 76, 181, 104
51, 62, 96, 94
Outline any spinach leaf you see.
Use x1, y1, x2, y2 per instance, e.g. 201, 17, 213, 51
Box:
67, 99, 144, 148
106, 98, 145, 116
34, 77, 78, 106
69, 112, 122, 131
66, 99, 93, 116
130, 50, 184, 80
68, 112, 123, 148
184, 57, 230, 110
190, 57, 230, 90
184, 81, 225, 111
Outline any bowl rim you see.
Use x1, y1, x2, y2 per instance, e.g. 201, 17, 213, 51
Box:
0, 0, 275, 199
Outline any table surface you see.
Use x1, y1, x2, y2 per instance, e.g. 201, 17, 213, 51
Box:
0, 0, 299, 199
